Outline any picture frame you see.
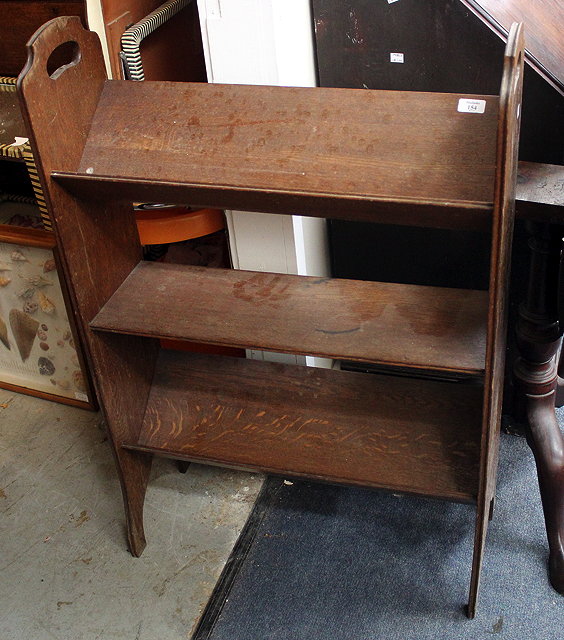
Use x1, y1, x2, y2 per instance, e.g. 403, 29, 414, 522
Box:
0, 76, 95, 408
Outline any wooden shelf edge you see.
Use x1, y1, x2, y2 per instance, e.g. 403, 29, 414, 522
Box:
515, 162, 564, 222
90, 261, 488, 377
93, 325, 486, 377
122, 441, 477, 505
124, 350, 483, 503
52, 172, 494, 231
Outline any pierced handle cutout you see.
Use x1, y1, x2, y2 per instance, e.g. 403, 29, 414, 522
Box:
47, 41, 81, 79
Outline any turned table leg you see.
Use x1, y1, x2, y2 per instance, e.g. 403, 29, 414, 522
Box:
556, 351, 564, 408
514, 222, 564, 594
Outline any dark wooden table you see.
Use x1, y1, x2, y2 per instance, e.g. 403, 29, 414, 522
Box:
515, 162, 564, 594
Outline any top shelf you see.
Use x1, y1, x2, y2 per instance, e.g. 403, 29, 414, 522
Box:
54, 81, 500, 229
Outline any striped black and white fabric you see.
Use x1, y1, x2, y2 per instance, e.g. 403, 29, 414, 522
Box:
120, 0, 192, 81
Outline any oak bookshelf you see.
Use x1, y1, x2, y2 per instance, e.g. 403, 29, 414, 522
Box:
17, 16, 524, 617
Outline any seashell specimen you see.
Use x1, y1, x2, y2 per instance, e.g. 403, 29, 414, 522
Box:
0, 314, 10, 350
57, 340, 64, 347
43, 259, 56, 273
23, 301, 38, 314
37, 291, 55, 315
39, 342, 49, 351
0, 261, 12, 271
17, 287, 35, 299
26, 275, 52, 288
41, 324, 48, 331
72, 370, 86, 393
50, 378, 57, 386
62, 330, 71, 341
9, 309, 39, 361
38, 357, 55, 376
0, 276, 11, 287
37, 329, 47, 341
11, 249, 28, 262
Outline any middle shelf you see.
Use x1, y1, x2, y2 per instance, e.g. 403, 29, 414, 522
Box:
91, 261, 489, 376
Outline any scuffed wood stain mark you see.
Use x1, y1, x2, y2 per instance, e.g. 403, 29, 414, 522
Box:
232, 273, 291, 308
315, 327, 360, 335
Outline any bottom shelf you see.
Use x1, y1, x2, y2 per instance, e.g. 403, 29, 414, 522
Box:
125, 351, 484, 502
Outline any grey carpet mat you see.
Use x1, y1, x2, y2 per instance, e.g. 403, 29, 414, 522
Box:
198, 431, 564, 640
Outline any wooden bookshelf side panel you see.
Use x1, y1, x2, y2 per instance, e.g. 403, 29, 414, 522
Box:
17, 16, 159, 555
468, 22, 525, 618
130, 351, 484, 502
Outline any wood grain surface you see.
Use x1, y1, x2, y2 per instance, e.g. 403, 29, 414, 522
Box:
462, 0, 564, 94
515, 162, 564, 223
127, 350, 483, 502
0, 1, 86, 76
0, 225, 55, 248
91, 261, 489, 375
73, 80, 499, 215
517, 162, 564, 207
17, 16, 158, 555
468, 22, 524, 619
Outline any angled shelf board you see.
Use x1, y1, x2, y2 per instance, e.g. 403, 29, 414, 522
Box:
91, 261, 488, 376
17, 17, 524, 618
53, 81, 499, 230
127, 350, 484, 502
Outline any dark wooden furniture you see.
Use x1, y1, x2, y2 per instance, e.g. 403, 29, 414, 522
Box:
513, 163, 564, 596
0, 1, 86, 76
17, 16, 523, 617
313, 0, 564, 597
461, 0, 563, 94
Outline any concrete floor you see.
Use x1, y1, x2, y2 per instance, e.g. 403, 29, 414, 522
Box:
0, 390, 263, 639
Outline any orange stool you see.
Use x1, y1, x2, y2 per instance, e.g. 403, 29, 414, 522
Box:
135, 204, 225, 245
134, 204, 243, 357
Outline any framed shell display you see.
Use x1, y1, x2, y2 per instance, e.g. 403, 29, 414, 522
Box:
0, 225, 94, 408
1, 75, 93, 409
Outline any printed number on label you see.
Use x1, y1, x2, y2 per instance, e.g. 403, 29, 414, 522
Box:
457, 99, 486, 114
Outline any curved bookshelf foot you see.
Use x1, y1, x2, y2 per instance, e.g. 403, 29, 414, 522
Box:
118, 450, 153, 557
526, 393, 564, 596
